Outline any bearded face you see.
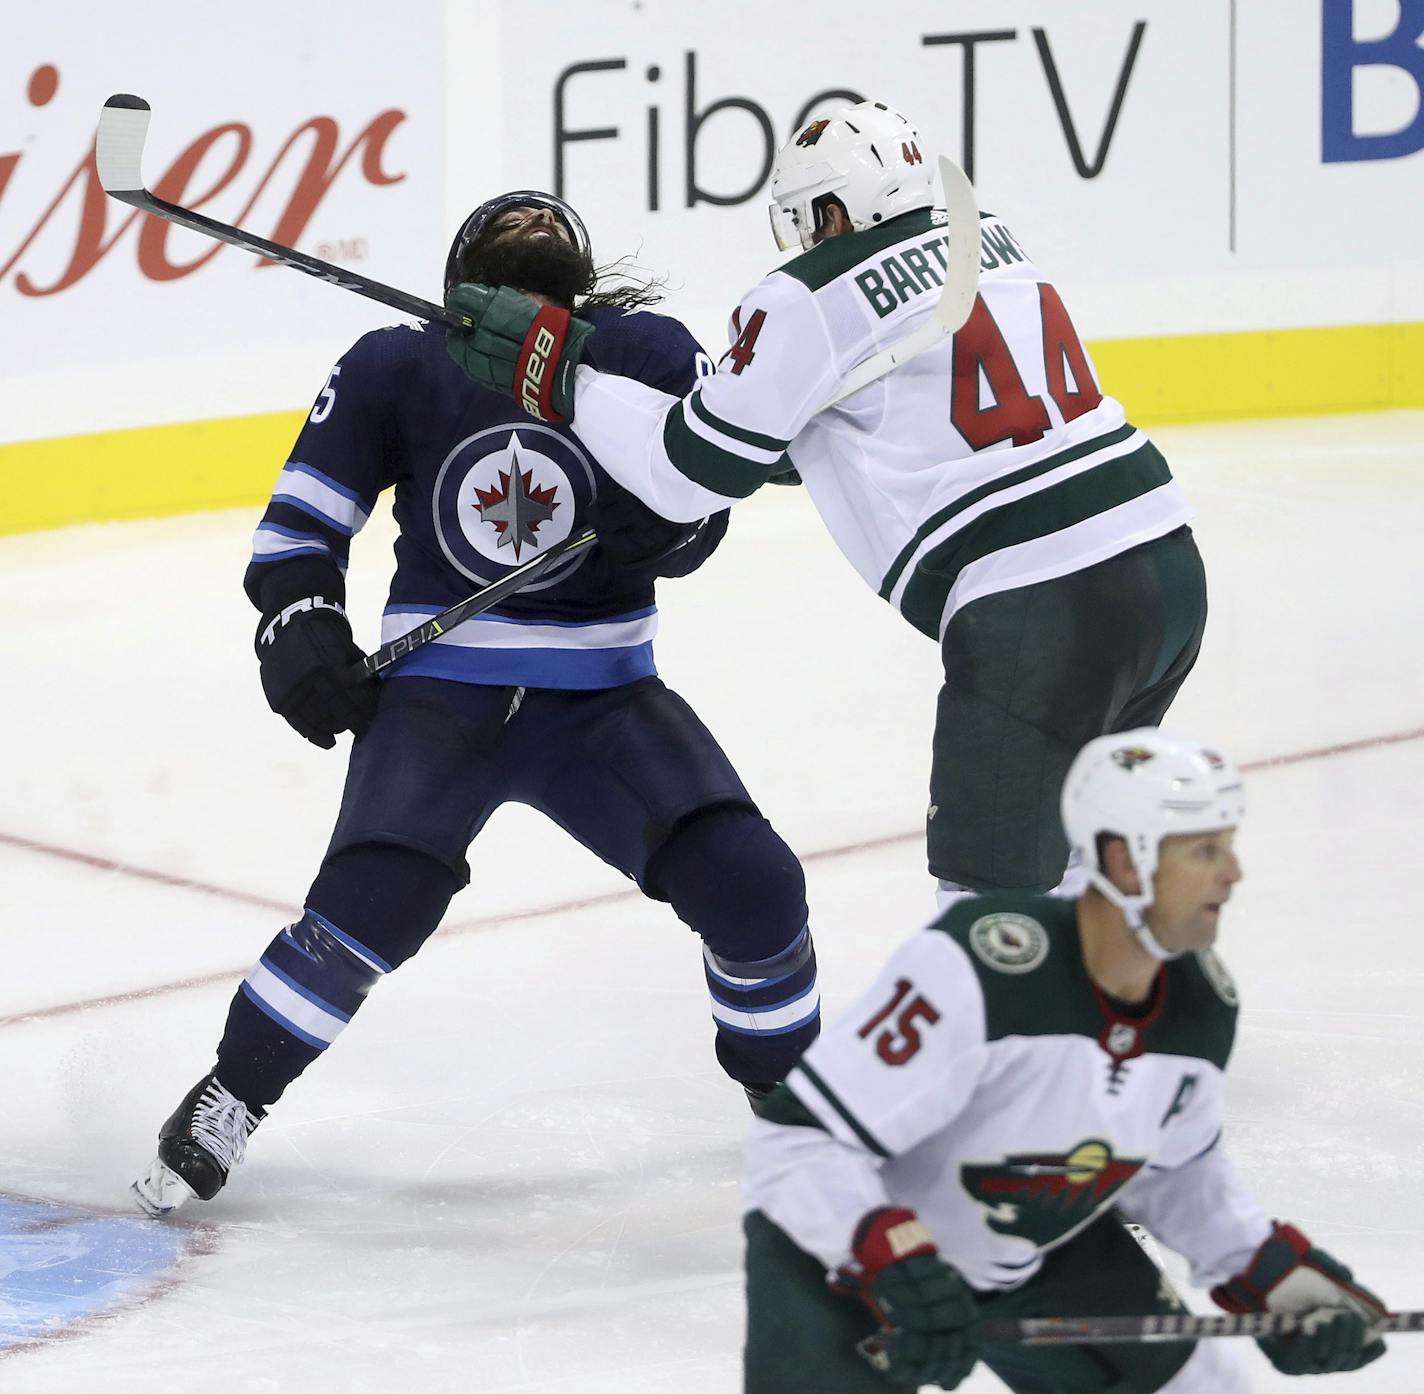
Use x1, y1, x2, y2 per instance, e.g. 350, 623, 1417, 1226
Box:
456, 207, 596, 308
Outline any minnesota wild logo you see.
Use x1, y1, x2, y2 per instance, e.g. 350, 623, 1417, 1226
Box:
795, 119, 830, 147
961, 1139, 1145, 1246
1111, 745, 1155, 770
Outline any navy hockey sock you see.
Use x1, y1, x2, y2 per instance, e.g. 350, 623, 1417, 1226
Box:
649, 809, 820, 1086
215, 843, 458, 1110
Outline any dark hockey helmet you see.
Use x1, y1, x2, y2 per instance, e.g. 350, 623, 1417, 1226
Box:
443, 190, 592, 292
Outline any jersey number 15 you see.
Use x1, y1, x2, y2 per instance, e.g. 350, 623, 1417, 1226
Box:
857, 977, 941, 1065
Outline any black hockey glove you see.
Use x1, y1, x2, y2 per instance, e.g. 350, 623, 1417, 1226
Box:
256, 597, 378, 750
589, 480, 704, 569
444, 282, 595, 423
839, 1207, 981, 1390
1211, 1222, 1388, 1376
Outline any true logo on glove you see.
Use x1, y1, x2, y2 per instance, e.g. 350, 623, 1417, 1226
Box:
258, 595, 345, 648
520, 325, 557, 420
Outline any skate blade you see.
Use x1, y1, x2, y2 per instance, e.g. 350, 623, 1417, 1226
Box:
131, 1157, 198, 1218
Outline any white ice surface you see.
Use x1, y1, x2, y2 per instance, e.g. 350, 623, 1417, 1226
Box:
1, 412, 1422, 1391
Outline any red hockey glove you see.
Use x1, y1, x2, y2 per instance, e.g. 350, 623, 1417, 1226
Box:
838, 1207, 980, 1389
445, 282, 595, 423
1211, 1221, 1388, 1375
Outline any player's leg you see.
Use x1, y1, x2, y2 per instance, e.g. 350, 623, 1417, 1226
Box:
928, 526, 1208, 894
509, 679, 818, 1098
133, 677, 515, 1215
647, 804, 816, 1096
978, 1215, 1248, 1393
743, 1209, 889, 1394
1109, 526, 1208, 734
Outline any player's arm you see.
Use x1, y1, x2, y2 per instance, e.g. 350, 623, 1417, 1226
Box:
243, 335, 392, 748
744, 929, 987, 1270
1120, 1139, 1389, 1376
1116, 1135, 1272, 1288
444, 275, 838, 522
744, 929, 987, 1389
585, 313, 731, 577
574, 279, 836, 521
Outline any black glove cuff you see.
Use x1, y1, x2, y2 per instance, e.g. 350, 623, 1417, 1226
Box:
245, 554, 348, 621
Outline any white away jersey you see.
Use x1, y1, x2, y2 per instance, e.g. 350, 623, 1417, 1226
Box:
572, 209, 1192, 639
742, 895, 1271, 1294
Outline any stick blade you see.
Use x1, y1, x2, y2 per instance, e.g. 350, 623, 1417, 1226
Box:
97, 94, 153, 194
933, 155, 981, 333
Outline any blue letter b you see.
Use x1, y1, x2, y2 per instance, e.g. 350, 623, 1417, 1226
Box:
1322, 0, 1424, 162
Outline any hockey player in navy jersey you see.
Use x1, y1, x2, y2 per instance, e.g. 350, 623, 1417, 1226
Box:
132, 192, 821, 1216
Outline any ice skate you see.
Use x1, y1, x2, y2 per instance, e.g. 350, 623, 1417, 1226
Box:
131, 1072, 264, 1217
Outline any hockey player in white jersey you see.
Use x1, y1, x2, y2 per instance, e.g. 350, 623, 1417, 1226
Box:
444, 101, 1208, 905
737, 730, 1389, 1392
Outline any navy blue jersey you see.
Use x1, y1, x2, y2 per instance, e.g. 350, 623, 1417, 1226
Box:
245, 307, 726, 689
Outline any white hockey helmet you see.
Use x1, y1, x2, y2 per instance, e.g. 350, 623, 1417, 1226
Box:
1061, 729, 1246, 958
768, 100, 935, 252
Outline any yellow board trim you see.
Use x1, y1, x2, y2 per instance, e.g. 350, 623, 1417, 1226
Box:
1090, 320, 1424, 424
3, 322, 1422, 537
0, 409, 307, 537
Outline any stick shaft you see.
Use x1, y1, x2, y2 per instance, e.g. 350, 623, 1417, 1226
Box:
979, 1309, 1424, 1346
351, 530, 597, 679
104, 185, 464, 329
816, 155, 981, 412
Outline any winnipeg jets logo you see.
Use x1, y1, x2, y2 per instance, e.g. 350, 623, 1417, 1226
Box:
432, 423, 594, 587
473, 443, 560, 560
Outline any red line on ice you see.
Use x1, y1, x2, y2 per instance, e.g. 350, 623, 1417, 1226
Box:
3, 725, 1421, 1029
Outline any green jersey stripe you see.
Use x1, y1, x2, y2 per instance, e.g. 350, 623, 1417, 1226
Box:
878, 423, 1139, 601
779, 208, 941, 292
795, 1060, 891, 1158
756, 1084, 832, 1133
662, 400, 785, 499
897, 440, 1173, 637
689, 391, 790, 456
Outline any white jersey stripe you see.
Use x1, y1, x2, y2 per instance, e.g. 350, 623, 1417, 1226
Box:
381, 608, 658, 652
937, 481, 1194, 638
883, 427, 1151, 612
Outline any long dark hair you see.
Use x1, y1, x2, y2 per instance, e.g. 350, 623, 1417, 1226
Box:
578, 255, 666, 313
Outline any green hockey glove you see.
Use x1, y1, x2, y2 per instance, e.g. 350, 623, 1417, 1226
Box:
841, 1207, 981, 1389
444, 282, 595, 423
1211, 1222, 1388, 1375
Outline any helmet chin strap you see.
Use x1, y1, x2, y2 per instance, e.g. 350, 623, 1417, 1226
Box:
1084, 871, 1181, 962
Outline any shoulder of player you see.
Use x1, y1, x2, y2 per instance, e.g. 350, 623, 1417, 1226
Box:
929, 895, 1102, 1040
930, 893, 1069, 974
580, 304, 703, 374
336, 321, 442, 379
772, 207, 944, 294
1155, 948, 1240, 1070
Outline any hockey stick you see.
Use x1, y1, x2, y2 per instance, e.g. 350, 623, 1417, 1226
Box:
96, 94, 469, 330
348, 528, 597, 679
859, 1308, 1422, 1362
98, 95, 977, 419
814, 155, 981, 413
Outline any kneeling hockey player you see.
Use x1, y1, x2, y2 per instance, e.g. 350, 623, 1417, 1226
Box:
739, 729, 1388, 1392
